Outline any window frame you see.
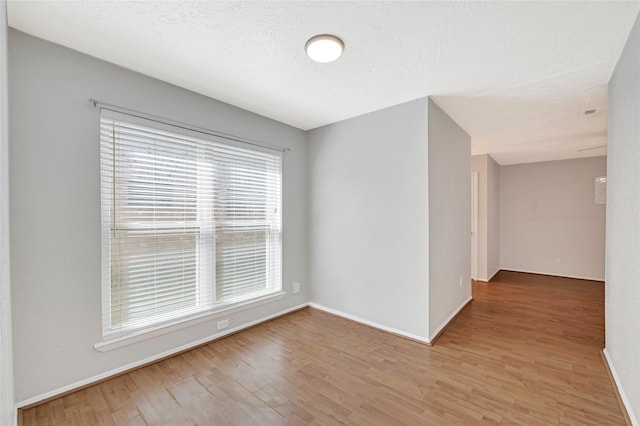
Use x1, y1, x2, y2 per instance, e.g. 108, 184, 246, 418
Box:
99, 110, 283, 345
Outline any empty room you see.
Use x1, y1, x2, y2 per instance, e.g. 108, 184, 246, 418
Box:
1, 1, 640, 425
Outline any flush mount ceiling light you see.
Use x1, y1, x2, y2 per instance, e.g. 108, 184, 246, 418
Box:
305, 34, 344, 63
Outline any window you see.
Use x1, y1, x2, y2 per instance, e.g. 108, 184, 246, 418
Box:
100, 110, 282, 340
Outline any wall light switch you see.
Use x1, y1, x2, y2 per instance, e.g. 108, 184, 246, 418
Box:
292, 282, 300, 294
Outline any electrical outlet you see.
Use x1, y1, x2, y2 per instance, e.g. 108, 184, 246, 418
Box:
292, 282, 300, 294
217, 319, 229, 330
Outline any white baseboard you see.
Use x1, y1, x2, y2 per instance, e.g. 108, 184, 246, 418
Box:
16, 303, 309, 409
603, 348, 638, 425
475, 268, 500, 282
308, 303, 430, 344
429, 296, 473, 342
488, 268, 500, 281
500, 267, 604, 282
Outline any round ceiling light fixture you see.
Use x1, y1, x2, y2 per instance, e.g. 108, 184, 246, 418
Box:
305, 34, 344, 63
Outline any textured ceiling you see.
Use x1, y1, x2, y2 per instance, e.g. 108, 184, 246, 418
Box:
7, 1, 640, 164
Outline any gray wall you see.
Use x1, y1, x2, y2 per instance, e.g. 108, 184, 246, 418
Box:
308, 98, 472, 342
9, 30, 309, 403
606, 12, 640, 424
308, 99, 430, 339
500, 157, 607, 281
486, 155, 500, 279
427, 99, 471, 338
0, 4, 14, 426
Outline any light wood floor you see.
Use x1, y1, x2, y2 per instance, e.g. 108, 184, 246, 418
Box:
22, 271, 625, 425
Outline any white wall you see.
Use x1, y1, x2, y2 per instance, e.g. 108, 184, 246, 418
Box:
427, 99, 471, 338
308, 99, 430, 340
606, 12, 640, 424
500, 157, 607, 281
0, 3, 15, 425
9, 30, 309, 404
486, 155, 500, 279
308, 98, 471, 342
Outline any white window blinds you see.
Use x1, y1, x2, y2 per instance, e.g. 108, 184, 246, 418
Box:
100, 110, 282, 339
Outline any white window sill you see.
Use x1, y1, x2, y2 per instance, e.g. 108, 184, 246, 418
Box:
94, 291, 286, 352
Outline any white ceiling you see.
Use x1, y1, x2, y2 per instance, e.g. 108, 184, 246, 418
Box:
7, 1, 640, 164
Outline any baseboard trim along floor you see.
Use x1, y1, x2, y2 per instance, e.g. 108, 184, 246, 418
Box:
602, 348, 636, 426
500, 268, 604, 283
307, 303, 431, 345
428, 296, 473, 345
16, 303, 309, 411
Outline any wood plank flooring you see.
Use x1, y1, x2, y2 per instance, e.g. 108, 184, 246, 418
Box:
22, 271, 625, 425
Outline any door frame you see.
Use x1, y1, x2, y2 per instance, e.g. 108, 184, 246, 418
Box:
471, 171, 479, 281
